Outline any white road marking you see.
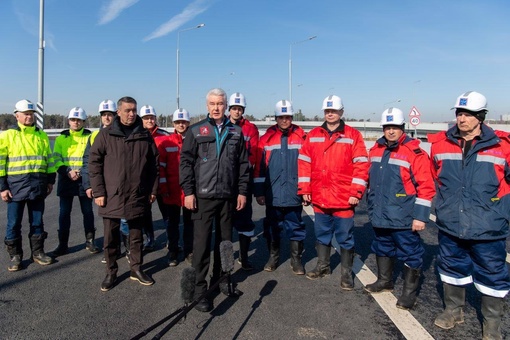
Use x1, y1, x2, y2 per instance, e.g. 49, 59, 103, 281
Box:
303, 204, 434, 340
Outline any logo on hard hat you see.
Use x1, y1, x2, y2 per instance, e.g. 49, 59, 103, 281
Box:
102, 104, 109, 110
327, 101, 333, 108
145, 108, 151, 113
459, 98, 468, 106
73, 112, 80, 117
178, 113, 184, 119
28, 104, 35, 110
235, 98, 240, 104
282, 107, 287, 113
386, 115, 394, 122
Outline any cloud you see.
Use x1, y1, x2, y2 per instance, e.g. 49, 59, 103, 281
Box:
143, 0, 210, 42
98, 0, 141, 25
13, 4, 57, 51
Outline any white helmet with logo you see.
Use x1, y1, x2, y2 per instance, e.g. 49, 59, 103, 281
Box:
68, 107, 87, 120
322, 95, 344, 111
229, 92, 247, 109
14, 99, 36, 113
173, 108, 190, 122
380, 107, 405, 126
139, 105, 157, 117
275, 100, 294, 117
98, 99, 117, 114
452, 91, 487, 112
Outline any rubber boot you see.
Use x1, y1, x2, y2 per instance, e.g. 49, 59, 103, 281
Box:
5, 238, 23, 272
481, 295, 504, 340
85, 231, 101, 254
340, 248, 355, 290
306, 243, 331, 280
122, 233, 130, 264
396, 265, 421, 310
264, 241, 280, 272
290, 240, 305, 275
30, 232, 53, 265
434, 283, 465, 329
51, 230, 70, 257
365, 256, 394, 293
238, 234, 253, 271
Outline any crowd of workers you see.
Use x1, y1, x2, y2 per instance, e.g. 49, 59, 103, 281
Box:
0, 89, 508, 339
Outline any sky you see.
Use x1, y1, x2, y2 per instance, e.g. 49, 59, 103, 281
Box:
1, 0, 509, 123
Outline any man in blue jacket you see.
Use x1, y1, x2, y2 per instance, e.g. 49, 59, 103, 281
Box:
428, 91, 510, 339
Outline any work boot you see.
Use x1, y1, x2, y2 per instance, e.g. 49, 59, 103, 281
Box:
30, 232, 53, 266
396, 265, 421, 310
85, 231, 101, 254
238, 234, 253, 271
5, 238, 23, 272
365, 256, 395, 293
306, 243, 331, 280
290, 240, 305, 275
340, 248, 355, 290
434, 283, 465, 329
264, 241, 280, 272
51, 230, 70, 257
481, 295, 505, 340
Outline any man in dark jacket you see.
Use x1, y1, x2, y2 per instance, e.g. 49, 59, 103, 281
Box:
180, 88, 250, 312
88, 96, 159, 292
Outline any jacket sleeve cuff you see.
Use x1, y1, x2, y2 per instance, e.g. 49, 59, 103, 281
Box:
0, 176, 8, 191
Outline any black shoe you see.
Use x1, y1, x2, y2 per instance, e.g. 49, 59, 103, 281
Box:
143, 240, 155, 253
185, 253, 193, 265
101, 274, 117, 292
168, 253, 178, 267
130, 270, 154, 286
194, 298, 212, 312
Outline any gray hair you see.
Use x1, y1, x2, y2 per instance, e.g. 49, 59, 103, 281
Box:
206, 88, 227, 104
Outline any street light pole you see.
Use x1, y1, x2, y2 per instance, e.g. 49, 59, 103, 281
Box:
289, 35, 316, 102
382, 99, 401, 110
176, 23, 205, 109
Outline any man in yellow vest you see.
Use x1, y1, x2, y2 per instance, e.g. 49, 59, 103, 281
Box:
52, 107, 100, 257
0, 99, 55, 271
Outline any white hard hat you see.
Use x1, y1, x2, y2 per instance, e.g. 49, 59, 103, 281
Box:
322, 95, 344, 111
380, 107, 405, 126
98, 99, 117, 113
14, 99, 36, 114
68, 107, 87, 120
229, 92, 247, 108
452, 91, 487, 112
139, 105, 156, 117
173, 108, 190, 122
275, 100, 294, 117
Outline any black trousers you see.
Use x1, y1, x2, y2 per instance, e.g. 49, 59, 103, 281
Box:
103, 216, 143, 275
167, 205, 193, 255
192, 198, 234, 297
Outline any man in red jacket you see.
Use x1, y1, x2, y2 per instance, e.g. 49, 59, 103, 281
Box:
157, 108, 193, 266
298, 95, 369, 290
228, 92, 259, 271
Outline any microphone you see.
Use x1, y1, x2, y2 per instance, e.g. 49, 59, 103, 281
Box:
180, 267, 196, 305
219, 240, 235, 273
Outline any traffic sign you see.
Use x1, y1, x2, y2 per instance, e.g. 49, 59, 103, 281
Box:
409, 106, 421, 117
410, 116, 420, 126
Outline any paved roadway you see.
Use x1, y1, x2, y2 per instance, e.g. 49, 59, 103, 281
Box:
0, 194, 508, 339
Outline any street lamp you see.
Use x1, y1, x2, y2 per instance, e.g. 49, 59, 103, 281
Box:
383, 99, 401, 110
289, 35, 316, 102
176, 23, 205, 109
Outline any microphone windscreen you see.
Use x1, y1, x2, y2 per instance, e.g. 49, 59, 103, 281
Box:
180, 267, 196, 304
219, 240, 235, 273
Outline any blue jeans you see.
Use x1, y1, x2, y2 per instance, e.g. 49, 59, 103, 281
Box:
59, 196, 95, 234
314, 213, 354, 249
5, 199, 45, 241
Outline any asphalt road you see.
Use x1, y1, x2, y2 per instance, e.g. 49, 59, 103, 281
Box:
0, 194, 508, 339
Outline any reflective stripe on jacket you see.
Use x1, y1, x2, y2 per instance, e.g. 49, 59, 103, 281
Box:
253, 124, 305, 207
428, 124, 510, 240
158, 133, 184, 206
298, 121, 369, 209
0, 122, 56, 200
368, 133, 435, 229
